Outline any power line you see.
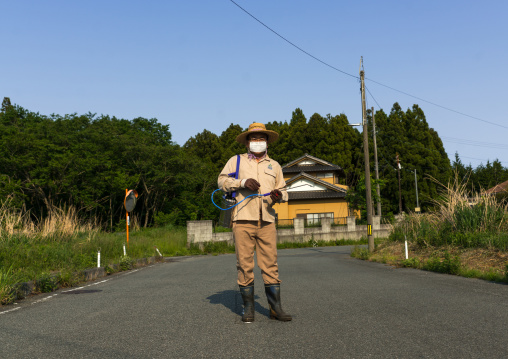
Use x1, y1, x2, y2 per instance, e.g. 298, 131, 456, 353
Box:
229, 0, 357, 80
230, 0, 508, 131
365, 86, 382, 110
365, 83, 508, 163
365, 78, 508, 130
441, 136, 508, 150
459, 156, 507, 165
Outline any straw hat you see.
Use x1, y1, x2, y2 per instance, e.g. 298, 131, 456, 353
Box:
236, 122, 279, 145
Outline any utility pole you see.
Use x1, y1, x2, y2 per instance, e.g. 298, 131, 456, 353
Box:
360, 58, 374, 252
396, 153, 402, 214
414, 169, 420, 211
372, 107, 381, 217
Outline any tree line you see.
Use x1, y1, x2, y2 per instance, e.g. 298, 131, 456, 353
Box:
1, 98, 506, 229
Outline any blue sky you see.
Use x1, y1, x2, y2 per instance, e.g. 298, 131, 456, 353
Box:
2, 1, 507, 168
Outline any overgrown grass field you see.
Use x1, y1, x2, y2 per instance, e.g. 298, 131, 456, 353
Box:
0, 204, 200, 304
353, 176, 508, 282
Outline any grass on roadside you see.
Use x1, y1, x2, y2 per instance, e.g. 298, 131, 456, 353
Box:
351, 241, 508, 283
354, 174, 508, 283
390, 174, 508, 251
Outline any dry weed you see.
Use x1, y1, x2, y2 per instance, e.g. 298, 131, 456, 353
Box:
0, 200, 99, 241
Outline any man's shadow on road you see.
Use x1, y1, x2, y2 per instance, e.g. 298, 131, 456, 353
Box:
206, 290, 270, 317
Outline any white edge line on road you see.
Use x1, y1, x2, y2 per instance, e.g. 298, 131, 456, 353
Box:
62, 279, 110, 293
31, 294, 58, 305
122, 269, 140, 276
2, 267, 146, 315
0, 307, 21, 315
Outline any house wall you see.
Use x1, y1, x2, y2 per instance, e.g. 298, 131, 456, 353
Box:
273, 198, 349, 220
274, 201, 290, 219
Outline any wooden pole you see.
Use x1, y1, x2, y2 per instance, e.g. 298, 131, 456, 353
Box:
126, 189, 129, 247
396, 154, 402, 214
372, 107, 382, 217
360, 58, 374, 252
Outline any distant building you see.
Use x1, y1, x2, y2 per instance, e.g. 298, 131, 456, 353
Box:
485, 179, 508, 196
273, 154, 352, 224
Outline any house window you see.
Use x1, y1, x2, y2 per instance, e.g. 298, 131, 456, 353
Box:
316, 172, 333, 178
306, 212, 334, 224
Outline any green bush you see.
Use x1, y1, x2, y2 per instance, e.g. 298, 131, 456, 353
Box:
423, 252, 461, 275
213, 226, 232, 233
202, 241, 235, 254
154, 210, 181, 227
119, 256, 134, 271
401, 257, 420, 268
36, 273, 58, 293
351, 246, 370, 260
56, 270, 79, 287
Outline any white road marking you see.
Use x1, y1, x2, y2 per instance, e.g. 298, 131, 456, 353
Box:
0, 307, 21, 315
62, 279, 110, 292
31, 294, 58, 305
1, 265, 150, 315
122, 269, 140, 276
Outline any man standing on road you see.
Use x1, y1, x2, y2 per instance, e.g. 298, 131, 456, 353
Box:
218, 123, 292, 323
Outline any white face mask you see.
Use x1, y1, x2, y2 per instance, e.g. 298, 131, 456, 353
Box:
249, 141, 267, 153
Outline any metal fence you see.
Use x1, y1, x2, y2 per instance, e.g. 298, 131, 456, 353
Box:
216, 217, 351, 230
304, 219, 321, 228
276, 219, 294, 229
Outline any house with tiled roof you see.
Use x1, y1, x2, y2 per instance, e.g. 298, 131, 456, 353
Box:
485, 179, 508, 196
273, 154, 352, 224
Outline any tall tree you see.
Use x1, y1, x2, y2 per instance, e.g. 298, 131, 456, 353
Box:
369, 103, 452, 214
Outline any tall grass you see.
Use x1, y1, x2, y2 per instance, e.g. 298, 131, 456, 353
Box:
0, 265, 19, 305
390, 175, 508, 250
0, 203, 194, 305
0, 200, 98, 241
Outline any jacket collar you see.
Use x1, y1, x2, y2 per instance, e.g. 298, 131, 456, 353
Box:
247, 151, 270, 161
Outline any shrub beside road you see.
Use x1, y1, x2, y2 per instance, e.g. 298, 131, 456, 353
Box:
352, 178, 508, 283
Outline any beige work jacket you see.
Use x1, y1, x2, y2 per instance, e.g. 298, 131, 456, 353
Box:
218, 153, 288, 223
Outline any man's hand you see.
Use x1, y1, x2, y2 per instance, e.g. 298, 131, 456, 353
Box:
245, 178, 260, 192
270, 189, 282, 202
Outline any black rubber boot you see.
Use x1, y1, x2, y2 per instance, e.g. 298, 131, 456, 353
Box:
264, 284, 292, 321
239, 283, 255, 323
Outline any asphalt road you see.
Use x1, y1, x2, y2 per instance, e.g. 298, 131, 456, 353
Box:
1, 246, 507, 358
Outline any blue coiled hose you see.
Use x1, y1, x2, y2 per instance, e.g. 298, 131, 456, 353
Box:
211, 188, 270, 211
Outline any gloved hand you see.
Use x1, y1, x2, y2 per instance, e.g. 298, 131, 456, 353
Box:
245, 178, 260, 192
270, 189, 282, 202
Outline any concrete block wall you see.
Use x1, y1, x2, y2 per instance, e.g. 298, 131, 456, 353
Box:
294, 218, 305, 235
347, 216, 356, 231
212, 232, 234, 246
373, 215, 381, 230
186, 220, 213, 247
321, 217, 331, 233
187, 218, 392, 247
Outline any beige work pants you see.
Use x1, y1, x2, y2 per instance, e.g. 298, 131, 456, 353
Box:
233, 220, 281, 286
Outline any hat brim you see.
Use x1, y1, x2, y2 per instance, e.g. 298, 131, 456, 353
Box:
236, 129, 279, 145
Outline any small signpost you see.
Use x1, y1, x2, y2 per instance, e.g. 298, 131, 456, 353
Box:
124, 189, 138, 247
